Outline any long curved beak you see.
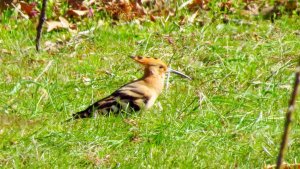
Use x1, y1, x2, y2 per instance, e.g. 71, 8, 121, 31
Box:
168, 68, 192, 80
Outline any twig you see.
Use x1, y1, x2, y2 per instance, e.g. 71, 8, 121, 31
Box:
36, 0, 47, 51
276, 60, 300, 169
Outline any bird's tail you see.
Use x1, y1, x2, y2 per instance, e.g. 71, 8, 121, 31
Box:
63, 108, 94, 123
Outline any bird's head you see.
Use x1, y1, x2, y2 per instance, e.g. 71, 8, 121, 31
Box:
131, 56, 168, 77
130, 55, 192, 80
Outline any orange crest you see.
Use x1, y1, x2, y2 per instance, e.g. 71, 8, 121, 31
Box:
130, 56, 168, 68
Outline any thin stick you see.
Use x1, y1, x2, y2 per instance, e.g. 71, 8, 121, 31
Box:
276, 60, 300, 169
36, 0, 47, 51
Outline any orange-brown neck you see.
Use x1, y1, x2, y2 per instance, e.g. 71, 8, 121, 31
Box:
141, 67, 166, 94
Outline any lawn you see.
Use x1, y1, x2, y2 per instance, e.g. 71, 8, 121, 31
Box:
1, 11, 300, 168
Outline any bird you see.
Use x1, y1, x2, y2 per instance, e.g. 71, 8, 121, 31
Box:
68, 56, 191, 121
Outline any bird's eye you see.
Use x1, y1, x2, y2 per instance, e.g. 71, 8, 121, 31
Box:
159, 65, 164, 69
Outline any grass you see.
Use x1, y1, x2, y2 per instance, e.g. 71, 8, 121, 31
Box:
1, 14, 300, 168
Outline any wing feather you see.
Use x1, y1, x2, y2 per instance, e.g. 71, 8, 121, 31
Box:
71, 84, 150, 119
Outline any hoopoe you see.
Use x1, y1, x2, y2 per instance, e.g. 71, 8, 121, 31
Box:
69, 56, 191, 120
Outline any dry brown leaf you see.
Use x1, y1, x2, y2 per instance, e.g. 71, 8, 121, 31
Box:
103, 0, 147, 21
46, 17, 77, 32
19, 1, 39, 18
218, 0, 233, 12
59, 16, 70, 27
67, 0, 84, 9
69, 24, 77, 31
65, 0, 94, 18
284, 1, 298, 12
188, 0, 210, 11
66, 9, 90, 17
46, 21, 66, 32
105, 0, 132, 20
149, 14, 157, 22
46, 17, 69, 32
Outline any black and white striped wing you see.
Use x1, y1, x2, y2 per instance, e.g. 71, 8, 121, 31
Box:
71, 83, 150, 119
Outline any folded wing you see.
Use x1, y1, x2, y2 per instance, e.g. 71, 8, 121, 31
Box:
72, 83, 150, 119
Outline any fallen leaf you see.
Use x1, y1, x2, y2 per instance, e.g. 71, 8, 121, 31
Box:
20, 1, 39, 18
59, 16, 70, 27
284, 1, 298, 12
104, 0, 146, 21
67, 0, 83, 9
188, 0, 210, 11
149, 14, 157, 22
46, 21, 67, 32
46, 17, 76, 32
66, 9, 90, 17
218, 0, 233, 12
